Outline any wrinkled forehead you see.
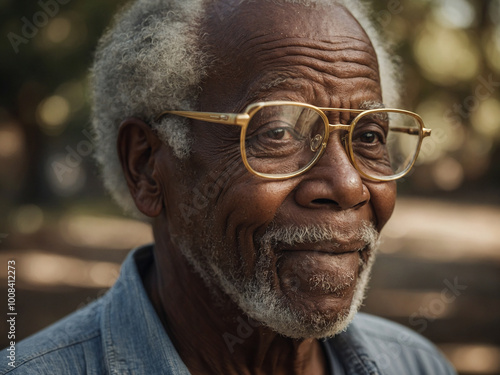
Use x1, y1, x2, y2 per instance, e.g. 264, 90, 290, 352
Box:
201, 0, 380, 110
203, 0, 375, 54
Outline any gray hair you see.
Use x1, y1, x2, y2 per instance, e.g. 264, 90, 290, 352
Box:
90, 0, 401, 217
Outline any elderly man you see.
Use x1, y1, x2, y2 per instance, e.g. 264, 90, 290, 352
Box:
2, 0, 456, 374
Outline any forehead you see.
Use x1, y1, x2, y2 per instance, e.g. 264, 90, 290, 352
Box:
206, 1, 370, 40
202, 1, 381, 110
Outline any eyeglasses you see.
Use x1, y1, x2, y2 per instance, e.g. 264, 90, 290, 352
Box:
156, 101, 431, 181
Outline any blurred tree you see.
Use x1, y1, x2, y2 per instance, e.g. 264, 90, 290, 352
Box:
0, 0, 499, 219
0, 0, 124, 211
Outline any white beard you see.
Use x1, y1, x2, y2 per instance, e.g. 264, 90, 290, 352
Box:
177, 221, 379, 339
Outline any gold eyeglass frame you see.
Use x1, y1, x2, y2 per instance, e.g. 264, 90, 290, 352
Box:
156, 101, 431, 182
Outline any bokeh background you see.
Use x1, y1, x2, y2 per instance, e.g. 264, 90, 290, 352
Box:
1, 0, 499, 374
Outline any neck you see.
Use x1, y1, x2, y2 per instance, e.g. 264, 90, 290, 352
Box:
144, 221, 328, 375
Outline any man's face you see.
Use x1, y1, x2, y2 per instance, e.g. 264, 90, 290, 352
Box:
159, 2, 396, 338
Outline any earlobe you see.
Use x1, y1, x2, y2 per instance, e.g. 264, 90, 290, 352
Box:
117, 118, 164, 217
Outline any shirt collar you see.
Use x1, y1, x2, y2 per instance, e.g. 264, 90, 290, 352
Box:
328, 319, 382, 375
101, 245, 191, 375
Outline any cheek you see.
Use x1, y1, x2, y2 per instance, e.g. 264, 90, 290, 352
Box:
218, 178, 296, 239
366, 180, 396, 231
213, 177, 296, 273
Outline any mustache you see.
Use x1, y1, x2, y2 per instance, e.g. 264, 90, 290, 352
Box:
259, 221, 380, 250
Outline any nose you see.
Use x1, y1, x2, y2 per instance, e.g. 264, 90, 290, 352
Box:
294, 133, 369, 210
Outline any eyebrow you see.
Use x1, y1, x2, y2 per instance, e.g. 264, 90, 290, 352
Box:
359, 101, 385, 110
244, 77, 294, 104
245, 79, 386, 111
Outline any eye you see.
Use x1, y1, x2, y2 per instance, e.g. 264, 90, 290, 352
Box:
263, 127, 294, 141
252, 119, 300, 142
360, 131, 379, 144
353, 123, 387, 145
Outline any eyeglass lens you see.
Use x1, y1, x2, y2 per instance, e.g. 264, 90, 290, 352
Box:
243, 104, 421, 179
351, 111, 421, 179
244, 105, 325, 175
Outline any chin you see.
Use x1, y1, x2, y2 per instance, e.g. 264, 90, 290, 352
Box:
217, 249, 376, 340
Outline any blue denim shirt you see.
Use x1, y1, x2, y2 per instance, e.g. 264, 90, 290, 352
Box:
1, 245, 456, 374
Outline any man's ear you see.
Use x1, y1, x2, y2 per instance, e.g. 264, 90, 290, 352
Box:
117, 118, 164, 217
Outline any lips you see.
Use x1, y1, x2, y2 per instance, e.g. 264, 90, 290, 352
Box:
276, 240, 368, 255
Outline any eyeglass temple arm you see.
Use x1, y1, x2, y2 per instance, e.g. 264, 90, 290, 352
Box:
155, 110, 249, 126
391, 127, 432, 137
